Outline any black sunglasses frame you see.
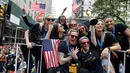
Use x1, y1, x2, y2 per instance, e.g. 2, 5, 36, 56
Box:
47, 18, 55, 21
70, 35, 78, 39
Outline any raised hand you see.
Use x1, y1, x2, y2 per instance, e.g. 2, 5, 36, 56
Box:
70, 47, 79, 59
22, 8, 26, 14
48, 24, 54, 32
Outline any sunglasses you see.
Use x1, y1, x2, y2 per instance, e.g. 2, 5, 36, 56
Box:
71, 24, 77, 26
70, 24, 77, 28
47, 18, 55, 21
81, 41, 90, 45
70, 35, 78, 39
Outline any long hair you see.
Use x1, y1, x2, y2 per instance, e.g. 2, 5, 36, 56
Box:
57, 15, 66, 24
57, 15, 68, 31
97, 19, 106, 31
50, 24, 59, 39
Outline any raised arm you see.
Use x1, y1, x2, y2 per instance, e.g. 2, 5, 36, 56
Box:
90, 19, 98, 46
44, 25, 53, 39
90, 25, 97, 46
22, 8, 34, 27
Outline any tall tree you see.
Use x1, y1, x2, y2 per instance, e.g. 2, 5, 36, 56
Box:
92, 0, 128, 24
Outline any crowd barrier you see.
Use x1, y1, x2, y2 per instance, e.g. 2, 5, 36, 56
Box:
14, 43, 42, 73
107, 50, 128, 73
13, 43, 129, 73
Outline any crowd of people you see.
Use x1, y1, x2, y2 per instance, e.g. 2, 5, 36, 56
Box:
0, 45, 23, 73
1, 8, 130, 73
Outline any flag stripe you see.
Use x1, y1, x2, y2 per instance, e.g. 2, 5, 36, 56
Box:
50, 51, 55, 67
48, 51, 52, 68
52, 40, 56, 67
56, 40, 60, 66
55, 40, 60, 67
72, 2, 81, 14
53, 40, 59, 67
50, 51, 53, 68
43, 39, 60, 69
31, 3, 45, 13
44, 52, 48, 68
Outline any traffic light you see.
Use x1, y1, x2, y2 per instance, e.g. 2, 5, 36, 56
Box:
0, 5, 5, 17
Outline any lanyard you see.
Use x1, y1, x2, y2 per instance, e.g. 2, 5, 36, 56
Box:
112, 26, 115, 36
97, 39, 103, 50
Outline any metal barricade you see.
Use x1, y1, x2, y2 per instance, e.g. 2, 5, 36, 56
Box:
107, 50, 128, 73
13, 43, 129, 73
14, 43, 42, 73
107, 50, 111, 73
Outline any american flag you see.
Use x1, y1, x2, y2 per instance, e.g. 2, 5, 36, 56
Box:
42, 39, 60, 69
72, 2, 82, 14
76, 0, 83, 4
31, 3, 45, 13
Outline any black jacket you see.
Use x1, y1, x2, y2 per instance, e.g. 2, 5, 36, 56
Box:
22, 15, 34, 28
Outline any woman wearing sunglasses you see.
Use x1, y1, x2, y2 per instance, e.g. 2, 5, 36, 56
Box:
58, 29, 80, 73
77, 36, 105, 73
75, 22, 106, 73
94, 19, 121, 73
57, 15, 68, 32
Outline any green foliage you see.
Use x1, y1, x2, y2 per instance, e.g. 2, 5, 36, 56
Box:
92, 0, 128, 19
115, 19, 122, 23
118, 0, 128, 2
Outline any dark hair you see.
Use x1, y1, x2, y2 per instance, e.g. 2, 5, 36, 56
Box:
57, 15, 66, 23
50, 24, 59, 39
57, 15, 68, 31
80, 24, 88, 32
103, 16, 113, 21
